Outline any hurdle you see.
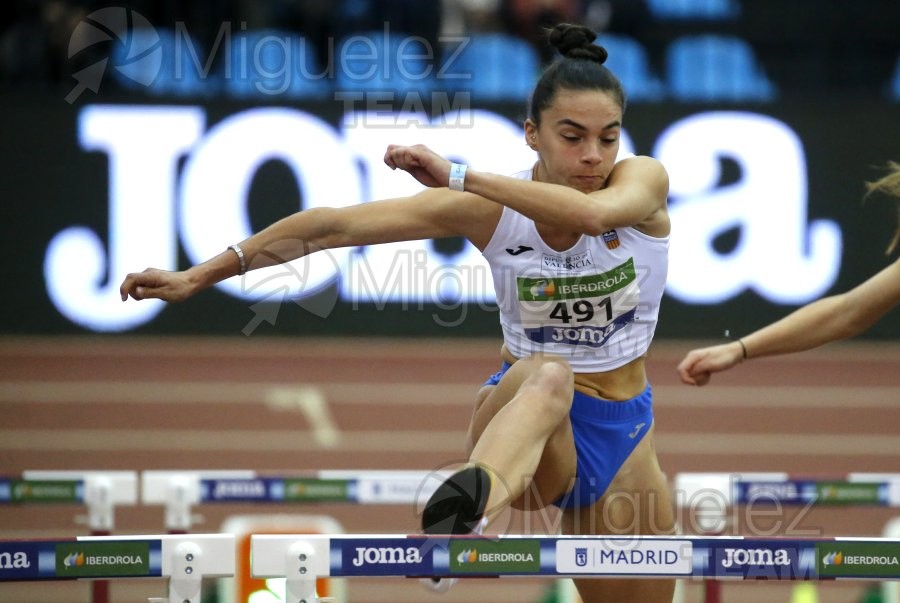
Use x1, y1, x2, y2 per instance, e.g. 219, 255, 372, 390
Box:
675, 472, 900, 603
2, 470, 138, 531
1, 470, 138, 603
251, 533, 900, 602
141, 470, 449, 603
141, 470, 448, 532
0, 533, 234, 603
675, 472, 900, 513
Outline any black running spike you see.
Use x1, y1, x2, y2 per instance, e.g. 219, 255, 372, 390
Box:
422, 465, 491, 535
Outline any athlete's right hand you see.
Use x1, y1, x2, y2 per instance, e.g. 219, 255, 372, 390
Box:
383, 143, 450, 189
120, 268, 195, 302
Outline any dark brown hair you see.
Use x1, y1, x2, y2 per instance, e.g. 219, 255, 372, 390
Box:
527, 23, 626, 126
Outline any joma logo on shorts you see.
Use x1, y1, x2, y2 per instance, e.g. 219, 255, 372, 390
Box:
352, 546, 422, 567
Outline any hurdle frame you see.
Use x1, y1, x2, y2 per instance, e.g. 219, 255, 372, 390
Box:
675, 472, 900, 603
251, 533, 900, 603
10, 469, 899, 602
4, 470, 138, 603
0, 533, 234, 603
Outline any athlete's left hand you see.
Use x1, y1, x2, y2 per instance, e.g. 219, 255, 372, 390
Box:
384, 144, 451, 189
676, 342, 744, 386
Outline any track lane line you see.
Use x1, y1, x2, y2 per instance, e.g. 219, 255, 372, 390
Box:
1, 429, 896, 455
0, 382, 896, 407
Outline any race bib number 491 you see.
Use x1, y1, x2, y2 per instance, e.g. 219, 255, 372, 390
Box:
517, 258, 639, 348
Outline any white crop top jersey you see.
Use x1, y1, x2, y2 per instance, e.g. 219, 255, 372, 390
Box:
482, 168, 669, 372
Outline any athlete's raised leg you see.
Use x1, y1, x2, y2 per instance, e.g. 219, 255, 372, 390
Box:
422, 355, 578, 536
465, 355, 579, 521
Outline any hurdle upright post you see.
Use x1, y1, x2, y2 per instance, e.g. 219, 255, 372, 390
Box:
251, 535, 332, 603
286, 541, 318, 603
141, 470, 258, 533
85, 474, 113, 603
21, 470, 138, 534
167, 540, 204, 602
141, 533, 235, 603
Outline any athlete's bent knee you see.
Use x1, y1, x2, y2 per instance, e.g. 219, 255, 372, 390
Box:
527, 360, 574, 418
534, 360, 573, 391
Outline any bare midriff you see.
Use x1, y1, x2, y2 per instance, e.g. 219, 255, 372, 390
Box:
500, 345, 648, 401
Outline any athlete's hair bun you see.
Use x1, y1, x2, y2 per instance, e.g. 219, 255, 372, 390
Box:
547, 23, 608, 64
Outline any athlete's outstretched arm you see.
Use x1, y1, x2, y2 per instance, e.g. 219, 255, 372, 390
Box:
119, 187, 498, 303
677, 257, 900, 386
384, 144, 669, 234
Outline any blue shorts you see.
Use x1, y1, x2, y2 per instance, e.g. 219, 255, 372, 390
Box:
483, 362, 654, 510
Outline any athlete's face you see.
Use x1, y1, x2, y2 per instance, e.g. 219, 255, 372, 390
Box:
525, 89, 622, 194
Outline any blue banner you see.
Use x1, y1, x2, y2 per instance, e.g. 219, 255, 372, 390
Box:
0, 542, 47, 581
735, 480, 888, 506
200, 478, 284, 502
199, 477, 359, 502
321, 536, 900, 580
736, 480, 817, 504
705, 540, 815, 579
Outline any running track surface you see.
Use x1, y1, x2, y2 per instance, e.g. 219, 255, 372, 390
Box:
1, 336, 898, 603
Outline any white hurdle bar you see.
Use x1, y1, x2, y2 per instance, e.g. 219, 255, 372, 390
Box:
252, 533, 900, 602
11, 471, 139, 533
141, 470, 449, 532
0, 533, 234, 603
675, 472, 900, 512
142, 470, 257, 532
675, 472, 900, 535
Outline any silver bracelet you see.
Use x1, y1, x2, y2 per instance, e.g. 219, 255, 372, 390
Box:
228, 244, 247, 275
449, 162, 467, 192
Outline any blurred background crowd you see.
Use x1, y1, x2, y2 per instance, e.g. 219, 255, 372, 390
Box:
1, 0, 899, 102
